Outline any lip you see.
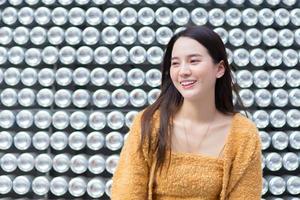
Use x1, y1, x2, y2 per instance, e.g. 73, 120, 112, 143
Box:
180, 80, 197, 89
180, 80, 197, 84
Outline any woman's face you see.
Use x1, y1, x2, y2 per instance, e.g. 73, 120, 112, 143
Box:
170, 36, 224, 100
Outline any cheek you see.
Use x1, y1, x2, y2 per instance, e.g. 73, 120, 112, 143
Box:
169, 69, 177, 81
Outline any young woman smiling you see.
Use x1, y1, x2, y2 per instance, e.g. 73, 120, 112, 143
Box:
111, 26, 263, 200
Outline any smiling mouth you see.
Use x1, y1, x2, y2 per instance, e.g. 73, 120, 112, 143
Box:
180, 80, 197, 85
180, 80, 197, 88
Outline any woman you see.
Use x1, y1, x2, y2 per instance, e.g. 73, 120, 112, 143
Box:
111, 26, 263, 200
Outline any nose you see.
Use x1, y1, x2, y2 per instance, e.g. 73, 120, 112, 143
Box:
178, 63, 192, 76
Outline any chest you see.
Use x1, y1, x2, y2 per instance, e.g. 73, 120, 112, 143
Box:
170, 120, 231, 158
153, 155, 224, 199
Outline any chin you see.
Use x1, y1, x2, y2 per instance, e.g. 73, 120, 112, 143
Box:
181, 92, 202, 100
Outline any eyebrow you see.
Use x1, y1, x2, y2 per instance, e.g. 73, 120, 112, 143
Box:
171, 54, 203, 60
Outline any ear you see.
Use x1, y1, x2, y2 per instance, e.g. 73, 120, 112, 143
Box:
216, 60, 225, 78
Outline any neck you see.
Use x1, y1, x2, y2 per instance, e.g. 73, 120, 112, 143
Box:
178, 95, 218, 124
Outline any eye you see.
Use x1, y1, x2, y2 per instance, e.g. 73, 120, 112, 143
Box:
171, 62, 179, 66
191, 60, 200, 64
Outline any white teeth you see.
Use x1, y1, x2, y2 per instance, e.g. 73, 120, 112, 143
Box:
181, 80, 196, 86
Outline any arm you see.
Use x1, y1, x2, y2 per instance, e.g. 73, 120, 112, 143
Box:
111, 111, 149, 200
227, 130, 263, 200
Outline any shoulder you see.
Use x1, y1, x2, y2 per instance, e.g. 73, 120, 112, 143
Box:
230, 113, 261, 152
129, 108, 160, 164
233, 113, 260, 138
129, 108, 160, 142
132, 108, 160, 129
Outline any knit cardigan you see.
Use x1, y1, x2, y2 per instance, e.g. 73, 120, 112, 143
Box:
111, 109, 263, 200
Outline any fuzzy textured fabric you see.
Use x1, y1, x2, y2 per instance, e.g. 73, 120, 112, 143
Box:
111, 109, 263, 200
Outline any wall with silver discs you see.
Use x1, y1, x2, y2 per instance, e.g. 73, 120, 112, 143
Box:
0, 0, 300, 199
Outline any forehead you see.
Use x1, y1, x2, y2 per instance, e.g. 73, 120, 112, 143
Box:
171, 37, 208, 58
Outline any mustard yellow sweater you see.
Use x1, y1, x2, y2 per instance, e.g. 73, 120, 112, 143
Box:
111, 109, 263, 200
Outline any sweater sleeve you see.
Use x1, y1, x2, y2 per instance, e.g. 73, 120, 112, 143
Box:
111, 111, 149, 200
227, 126, 263, 200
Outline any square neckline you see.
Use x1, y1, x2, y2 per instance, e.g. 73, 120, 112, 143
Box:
168, 112, 240, 161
